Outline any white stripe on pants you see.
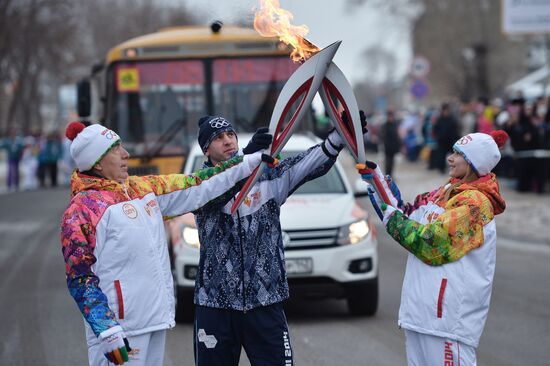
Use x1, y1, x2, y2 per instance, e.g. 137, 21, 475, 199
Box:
88, 330, 167, 366
404, 329, 477, 366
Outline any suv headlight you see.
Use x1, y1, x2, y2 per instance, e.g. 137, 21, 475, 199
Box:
337, 219, 370, 245
182, 226, 200, 248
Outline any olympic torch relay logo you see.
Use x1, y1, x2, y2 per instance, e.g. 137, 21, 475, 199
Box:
122, 203, 138, 219
209, 117, 230, 129
101, 128, 119, 140
457, 135, 473, 146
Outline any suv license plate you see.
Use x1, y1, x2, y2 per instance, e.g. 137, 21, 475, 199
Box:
286, 258, 313, 275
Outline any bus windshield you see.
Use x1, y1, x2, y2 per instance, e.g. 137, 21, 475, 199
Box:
107, 56, 300, 157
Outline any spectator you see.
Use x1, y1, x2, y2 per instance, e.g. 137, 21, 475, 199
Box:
38, 132, 63, 188
506, 98, 541, 192
20, 135, 39, 190
421, 107, 437, 169
400, 109, 422, 162
380, 110, 401, 176
459, 101, 476, 136
433, 103, 460, 174
0, 128, 25, 191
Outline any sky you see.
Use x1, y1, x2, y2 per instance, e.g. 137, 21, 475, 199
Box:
183, 0, 413, 86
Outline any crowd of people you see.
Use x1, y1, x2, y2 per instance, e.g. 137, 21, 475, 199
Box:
364, 95, 550, 193
0, 130, 74, 191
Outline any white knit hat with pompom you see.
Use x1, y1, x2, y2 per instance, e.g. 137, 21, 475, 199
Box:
65, 122, 120, 171
452, 130, 509, 176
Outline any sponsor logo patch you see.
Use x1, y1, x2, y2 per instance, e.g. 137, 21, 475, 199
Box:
144, 199, 159, 216
209, 117, 230, 129
197, 329, 218, 349
283, 331, 292, 364
243, 191, 261, 207
456, 135, 473, 145
101, 129, 119, 140
122, 203, 138, 219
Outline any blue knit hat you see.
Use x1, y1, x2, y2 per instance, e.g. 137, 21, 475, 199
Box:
197, 116, 236, 152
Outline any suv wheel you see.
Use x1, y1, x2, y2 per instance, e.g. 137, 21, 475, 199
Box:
346, 278, 378, 316
175, 286, 195, 323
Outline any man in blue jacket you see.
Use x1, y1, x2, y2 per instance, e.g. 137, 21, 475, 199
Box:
192, 115, 367, 365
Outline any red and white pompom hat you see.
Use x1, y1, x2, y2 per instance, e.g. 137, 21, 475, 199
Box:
65, 122, 121, 172
452, 130, 509, 176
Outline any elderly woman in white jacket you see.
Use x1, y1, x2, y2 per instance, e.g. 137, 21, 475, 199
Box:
60, 121, 273, 365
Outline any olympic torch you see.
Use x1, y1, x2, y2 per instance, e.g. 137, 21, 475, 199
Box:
231, 0, 392, 214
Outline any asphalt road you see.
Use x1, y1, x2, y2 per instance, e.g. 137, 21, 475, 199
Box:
0, 187, 549, 365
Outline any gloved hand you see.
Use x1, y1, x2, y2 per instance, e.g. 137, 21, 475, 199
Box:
357, 160, 403, 209
358, 110, 369, 135
325, 128, 345, 152
384, 174, 403, 209
243, 127, 273, 155
99, 326, 131, 365
324, 109, 370, 156
367, 186, 397, 225
261, 153, 279, 168
342, 109, 369, 135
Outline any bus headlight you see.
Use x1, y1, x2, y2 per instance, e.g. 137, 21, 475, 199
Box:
337, 219, 370, 245
182, 226, 200, 248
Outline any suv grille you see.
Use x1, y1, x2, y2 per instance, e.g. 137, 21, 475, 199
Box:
284, 228, 338, 250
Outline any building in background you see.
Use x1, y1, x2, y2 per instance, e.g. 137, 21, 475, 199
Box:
412, 0, 529, 104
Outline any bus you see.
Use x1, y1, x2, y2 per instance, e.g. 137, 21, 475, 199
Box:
76, 21, 315, 175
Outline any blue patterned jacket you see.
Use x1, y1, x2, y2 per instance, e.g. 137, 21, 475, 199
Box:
193, 142, 338, 310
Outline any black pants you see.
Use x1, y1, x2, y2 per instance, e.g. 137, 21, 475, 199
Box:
194, 303, 293, 366
516, 157, 537, 192
38, 162, 57, 187
434, 147, 449, 174
384, 152, 396, 176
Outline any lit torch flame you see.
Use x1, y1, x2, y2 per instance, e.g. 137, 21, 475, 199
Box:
254, 0, 320, 62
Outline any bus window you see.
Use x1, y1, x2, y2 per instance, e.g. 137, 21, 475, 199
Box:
108, 60, 205, 157
212, 57, 314, 132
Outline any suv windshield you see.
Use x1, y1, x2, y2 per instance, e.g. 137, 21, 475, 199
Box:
191, 151, 346, 194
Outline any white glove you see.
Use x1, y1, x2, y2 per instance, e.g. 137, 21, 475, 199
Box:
381, 203, 397, 225
99, 326, 130, 365
323, 129, 345, 157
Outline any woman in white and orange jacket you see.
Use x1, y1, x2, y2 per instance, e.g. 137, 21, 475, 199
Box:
360, 130, 508, 366
60, 122, 272, 366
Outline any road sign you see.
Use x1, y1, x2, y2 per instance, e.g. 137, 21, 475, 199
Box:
411, 56, 430, 78
117, 68, 140, 92
410, 79, 429, 99
502, 0, 550, 34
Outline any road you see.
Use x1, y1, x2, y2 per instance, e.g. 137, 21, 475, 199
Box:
0, 187, 549, 365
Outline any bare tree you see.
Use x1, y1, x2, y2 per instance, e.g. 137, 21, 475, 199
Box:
74, 0, 196, 67
362, 45, 399, 84
353, 46, 404, 112
0, 0, 78, 134
0, 0, 197, 136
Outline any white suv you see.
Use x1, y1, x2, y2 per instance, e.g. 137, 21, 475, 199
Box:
167, 134, 378, 322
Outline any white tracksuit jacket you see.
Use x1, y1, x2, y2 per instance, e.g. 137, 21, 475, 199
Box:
382, 174, 506, 348
60, 153, 262, 346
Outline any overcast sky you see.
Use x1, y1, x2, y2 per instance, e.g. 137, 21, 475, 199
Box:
183, 0, 412, 85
